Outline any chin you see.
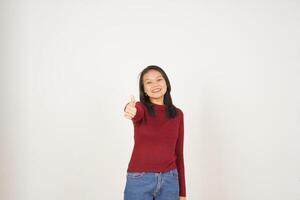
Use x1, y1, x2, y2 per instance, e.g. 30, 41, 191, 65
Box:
152, 95, 164, 99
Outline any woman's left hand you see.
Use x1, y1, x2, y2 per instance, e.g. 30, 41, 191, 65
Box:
179, 196, 186, 200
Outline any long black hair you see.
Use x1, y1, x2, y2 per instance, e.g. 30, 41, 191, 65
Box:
138, 65, 178, 119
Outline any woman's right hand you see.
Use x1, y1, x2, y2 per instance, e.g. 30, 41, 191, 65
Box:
124, 95, 137, 120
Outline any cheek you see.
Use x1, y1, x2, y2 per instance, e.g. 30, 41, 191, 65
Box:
162, 83, 167, 90
144, 85, 151, 91
163, 88, 168, 93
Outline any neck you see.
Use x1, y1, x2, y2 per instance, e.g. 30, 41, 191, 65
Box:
150, 97, 164, 105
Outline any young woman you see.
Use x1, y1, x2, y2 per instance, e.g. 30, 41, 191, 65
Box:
123, 65, 186, 200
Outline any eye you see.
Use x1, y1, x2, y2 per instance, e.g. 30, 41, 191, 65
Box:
157, 79, 162, 81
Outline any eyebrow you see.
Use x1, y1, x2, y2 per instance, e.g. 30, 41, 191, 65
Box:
144, 75, 163, 81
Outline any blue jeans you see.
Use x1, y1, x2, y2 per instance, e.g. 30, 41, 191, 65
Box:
123, 168, 179, 200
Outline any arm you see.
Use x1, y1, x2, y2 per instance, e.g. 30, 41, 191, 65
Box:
176, 110, 186, 197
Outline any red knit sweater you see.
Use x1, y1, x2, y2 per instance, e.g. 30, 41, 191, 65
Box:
124, 101, 186, 197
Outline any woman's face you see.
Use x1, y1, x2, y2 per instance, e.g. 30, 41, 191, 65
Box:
143, 69, 167, 102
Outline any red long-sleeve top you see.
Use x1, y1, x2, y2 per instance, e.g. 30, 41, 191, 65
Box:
124, 101, 186, 197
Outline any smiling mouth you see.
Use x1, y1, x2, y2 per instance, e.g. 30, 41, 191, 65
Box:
151, 88, 161, 93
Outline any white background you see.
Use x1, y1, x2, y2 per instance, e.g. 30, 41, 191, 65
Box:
1, 0, 300, 199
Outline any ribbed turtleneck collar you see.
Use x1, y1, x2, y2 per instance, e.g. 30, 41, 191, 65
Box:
152, 102, 166, 110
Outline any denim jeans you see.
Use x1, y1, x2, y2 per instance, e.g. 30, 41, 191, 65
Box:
123, 168, 179, 200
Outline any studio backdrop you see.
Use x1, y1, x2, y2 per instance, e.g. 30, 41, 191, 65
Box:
1, 0, 300, 200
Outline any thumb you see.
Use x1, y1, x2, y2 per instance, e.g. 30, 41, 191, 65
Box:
130, 95, 136, 104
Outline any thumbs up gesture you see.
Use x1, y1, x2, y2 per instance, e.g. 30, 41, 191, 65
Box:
124, 95, 137, 120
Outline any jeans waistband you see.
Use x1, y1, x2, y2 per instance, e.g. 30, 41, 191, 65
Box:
145, 168, 178, 175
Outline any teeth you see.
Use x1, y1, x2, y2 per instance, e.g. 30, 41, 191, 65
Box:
152, 89, 161, 92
